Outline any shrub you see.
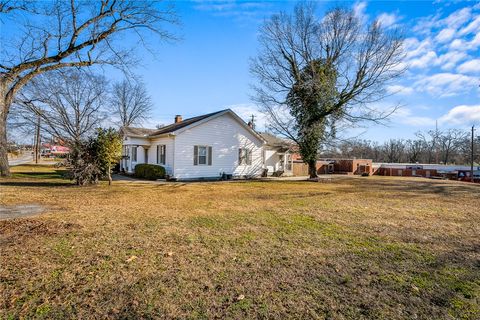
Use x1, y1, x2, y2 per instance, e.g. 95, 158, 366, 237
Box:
134, 164, 165, 180
66, 128, 122, 186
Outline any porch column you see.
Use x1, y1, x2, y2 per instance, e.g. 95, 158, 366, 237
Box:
144, 147, 149, 164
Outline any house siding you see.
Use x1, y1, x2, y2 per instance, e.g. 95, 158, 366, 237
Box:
173, 113, 264, 179
147, 136, 175, 175
264, 149, 278, 174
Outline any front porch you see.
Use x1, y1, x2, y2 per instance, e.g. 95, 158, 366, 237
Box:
264, 148, 293, 177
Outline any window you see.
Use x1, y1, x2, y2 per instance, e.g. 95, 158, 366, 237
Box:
194, 145, 212, 166
131, 146, 137, 162
156, 145, 166, 165
238, 148, 252, 165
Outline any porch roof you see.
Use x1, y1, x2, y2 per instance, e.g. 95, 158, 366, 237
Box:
260, 132, 294, 151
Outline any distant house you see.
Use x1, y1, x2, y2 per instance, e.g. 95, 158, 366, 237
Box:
41, 143, 70, 157
120, 109, 268, 180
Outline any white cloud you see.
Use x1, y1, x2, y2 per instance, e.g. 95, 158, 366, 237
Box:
404, 37, 432, 59
353, 1, 368, 23
409, 50, 438, 69
457, 59, 480, 74
228, 103, 267, 131
435, 28, 456, 43
386, 85, 414, 95
436, 51, 468, 70
439, 105, 480, 125
443, 7, 472, 29
450, 32, 480, 51
414, 73, 478, 97
458, 15, 480, 36
377, 12, 400, 28
449, 38, 467, 50
413, 16, 438, 36
404, 37, 468, 71
394, 108, 436, 127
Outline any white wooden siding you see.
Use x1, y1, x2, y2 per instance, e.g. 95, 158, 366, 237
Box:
173, 113, 264, 179
264, 149, 278, 174
147, 136, 175, 175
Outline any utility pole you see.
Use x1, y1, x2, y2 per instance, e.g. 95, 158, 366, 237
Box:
471, 125, 475, 183
435, 120, 439, 164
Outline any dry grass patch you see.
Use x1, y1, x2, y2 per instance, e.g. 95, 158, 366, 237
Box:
1, 167, 480, 319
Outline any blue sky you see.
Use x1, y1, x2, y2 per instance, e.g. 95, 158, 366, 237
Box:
4, 1, 480, 141
134, 0, 480, 141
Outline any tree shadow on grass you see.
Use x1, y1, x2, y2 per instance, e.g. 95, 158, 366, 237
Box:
12, 170, 66, 179
0, 181, 74, 187
341, 178, 480, 197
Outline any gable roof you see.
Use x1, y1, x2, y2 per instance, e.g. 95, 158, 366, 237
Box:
260, 132, 293, 149
150, 109, 226, 136
122, 109, 266, 143
120, 126, 157, 137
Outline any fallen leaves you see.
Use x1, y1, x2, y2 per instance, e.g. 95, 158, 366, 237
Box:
126, 255, 137, 263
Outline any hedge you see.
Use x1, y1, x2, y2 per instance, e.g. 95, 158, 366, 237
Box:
134, 164, 166, 180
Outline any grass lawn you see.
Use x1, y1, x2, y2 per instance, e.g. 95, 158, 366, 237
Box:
1, 165, 480, 319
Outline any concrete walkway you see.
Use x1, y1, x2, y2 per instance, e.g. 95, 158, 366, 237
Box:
0, 204, 45, 220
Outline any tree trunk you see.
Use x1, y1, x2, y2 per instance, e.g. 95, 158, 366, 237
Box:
0, 82, 11, 177
108, 164, 112, 186
307, 159, 318, 179
0, 114, 9, 177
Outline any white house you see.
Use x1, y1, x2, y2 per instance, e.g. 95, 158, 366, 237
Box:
120, 109, 269, 180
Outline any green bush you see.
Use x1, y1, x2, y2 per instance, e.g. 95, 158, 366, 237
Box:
134, 164, 166, 180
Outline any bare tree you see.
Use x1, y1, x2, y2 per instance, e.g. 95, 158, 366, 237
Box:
318, 127, 477, 165
0, 0, 178, 176
251, 3, 404, 177
0, 0, 32, 13
416, 131, 437, 164
405, 139, 424, 163
15, 69, 109, 146
439, 129, 467, 164
111, 78, 153, 127
382, 139, 405, 163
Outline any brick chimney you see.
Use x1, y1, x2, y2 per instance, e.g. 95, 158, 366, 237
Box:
174, 115, 182, 123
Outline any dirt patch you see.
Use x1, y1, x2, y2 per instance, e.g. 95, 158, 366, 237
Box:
0, 219, 79, 247
0, 204, 45, 220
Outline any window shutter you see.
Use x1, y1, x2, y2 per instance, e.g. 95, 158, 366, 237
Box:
208, 146, 212, 165
162, 145, 166, 164
247, 149, 252, 165
194, 146, 198, 165
238, 148, 243, 165
156, 145, 159, 164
